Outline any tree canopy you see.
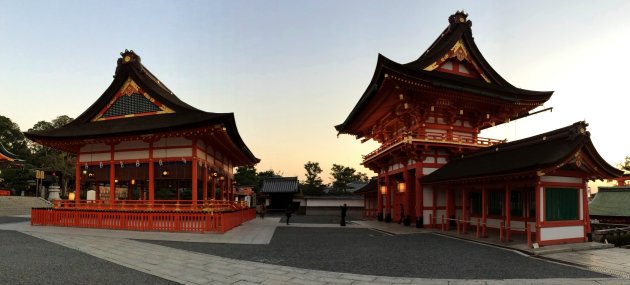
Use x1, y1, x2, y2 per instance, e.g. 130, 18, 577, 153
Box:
301, 161, 325, 195
330, 164, 369, 193
619, 156, 630, 173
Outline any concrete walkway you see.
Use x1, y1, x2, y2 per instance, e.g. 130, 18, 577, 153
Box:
2, 217, 630, 284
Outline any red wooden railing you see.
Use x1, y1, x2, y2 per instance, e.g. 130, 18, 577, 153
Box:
363, 132, 504, 160
52, 199, 247, 212
0, 190, 11, 196
31, 207, 256, 233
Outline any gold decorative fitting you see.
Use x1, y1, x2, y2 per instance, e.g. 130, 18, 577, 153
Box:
399, 94, 404, 100
124, 55, 131, 62
459, 109, 463, 115
542, 136, 547, 141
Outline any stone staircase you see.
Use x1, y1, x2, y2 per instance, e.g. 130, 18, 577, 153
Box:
0, 196, 53, 216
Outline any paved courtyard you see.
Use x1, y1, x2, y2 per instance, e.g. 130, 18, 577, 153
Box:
0, 215, 629, 284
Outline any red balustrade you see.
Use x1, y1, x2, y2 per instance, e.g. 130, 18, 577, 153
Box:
31, 207, 256, 233
363, 132, 504, 160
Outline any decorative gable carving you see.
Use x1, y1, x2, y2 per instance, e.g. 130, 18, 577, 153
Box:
92, 78, 174, 121
423, 40, 491, 83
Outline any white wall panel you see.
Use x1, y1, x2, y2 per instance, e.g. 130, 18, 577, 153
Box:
423, 186, 433, 207
80, 143, 109, 152
540, 176, 582, 184
114, 150, 149, 160
540, 226, 584, 241
154, 137, 191, 147
423, 168, 438, 175
116, 141, 147, 150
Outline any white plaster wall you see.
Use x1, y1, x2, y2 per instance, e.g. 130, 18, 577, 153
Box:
540, 226, 584, 241
154, 137, 190, 147
79, 152, 110, 162
425, 128, 446, 134
197, 150, 207, 160
423, 168, 438, 175
307, 198, 363, 207
115, 141, 148, 150
80, 143, 109, 152
540, 176, 582, 184
506, 221, 537, 232
436, 157, 447, 164
463, 121, 472, 128
423, 186, 432, 207
423, 156, 435, 163
423, 211, 432, 224
486, 218, 502, 228
114, 150, 149, 160
436, 190, 446, 207
455, 209, 462, 219
152, 148, 192, 158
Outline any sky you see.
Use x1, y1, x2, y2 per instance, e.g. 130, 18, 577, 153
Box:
1, 1, 629, 186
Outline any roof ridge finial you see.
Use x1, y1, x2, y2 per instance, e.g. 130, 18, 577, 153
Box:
449, 10, 471, 27
120, 49, 141, 64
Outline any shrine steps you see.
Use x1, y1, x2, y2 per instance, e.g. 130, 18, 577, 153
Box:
0, 196, 52, 217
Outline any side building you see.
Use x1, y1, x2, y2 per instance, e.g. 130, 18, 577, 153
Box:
336, 12, 621, 246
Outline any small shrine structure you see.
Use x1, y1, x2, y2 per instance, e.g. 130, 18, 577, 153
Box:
337, 12, 622, 246
26, 50, 259, 233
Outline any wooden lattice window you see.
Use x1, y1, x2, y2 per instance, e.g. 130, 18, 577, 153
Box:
102, 93, 161, 118
545, 188, 579, 221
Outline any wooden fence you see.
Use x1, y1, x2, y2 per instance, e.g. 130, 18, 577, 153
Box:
31, 208, 256, 233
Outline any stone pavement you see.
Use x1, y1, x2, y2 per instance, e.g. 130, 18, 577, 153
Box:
3, 216, 630, 284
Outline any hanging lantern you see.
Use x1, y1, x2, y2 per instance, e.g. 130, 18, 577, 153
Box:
398, 182, 406, 193
68, 192, 75, 201
131, 179, 136, 185
380, 185, 387, 195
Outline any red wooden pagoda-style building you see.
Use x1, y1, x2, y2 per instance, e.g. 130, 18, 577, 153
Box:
337, 12, 622, 246
26, 50, 260, 233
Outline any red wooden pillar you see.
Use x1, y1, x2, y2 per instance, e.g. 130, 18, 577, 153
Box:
75, 160, 81, 204
415, 166, 423, 228
109, 144, 116, 204
505, 184, 511, 241
481, 184, 487, 237
384, 174, 391, 223
203, 165, 208, 202
535, 179, 542, 244
192, 158, 198, 205
402, 166, 410, 225
582, 179, 590, 241
148, 142, 155, 203
377, 172, 383, 221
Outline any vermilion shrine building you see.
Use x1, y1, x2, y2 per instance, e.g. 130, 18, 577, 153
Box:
336, 12, 622, 246
25, 50, 259, 233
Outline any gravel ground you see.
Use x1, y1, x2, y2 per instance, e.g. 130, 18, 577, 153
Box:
0, 216, 30, 224
143, 227, 610, 279
0, 230, 177, 285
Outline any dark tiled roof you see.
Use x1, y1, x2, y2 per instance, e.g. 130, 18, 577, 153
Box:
261, 177, 299, 193
354, 178, 377, 194
590, 187, 630, 217
335, 11, 553, 135
24, 50, 259, 164
422, 122, 623, 184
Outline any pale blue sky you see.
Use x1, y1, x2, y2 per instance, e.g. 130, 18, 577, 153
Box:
1, 1, 629, 183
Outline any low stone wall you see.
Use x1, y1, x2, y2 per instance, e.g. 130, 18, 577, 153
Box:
591, 223, 630, 246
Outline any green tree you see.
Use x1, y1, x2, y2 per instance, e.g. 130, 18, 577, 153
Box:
302, 161, 325, 195
0, 115, 29, 158
619, 156, 630, 172
330, 164, 357, 193
27, 115, 75, 195
234, 166, 258, 189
